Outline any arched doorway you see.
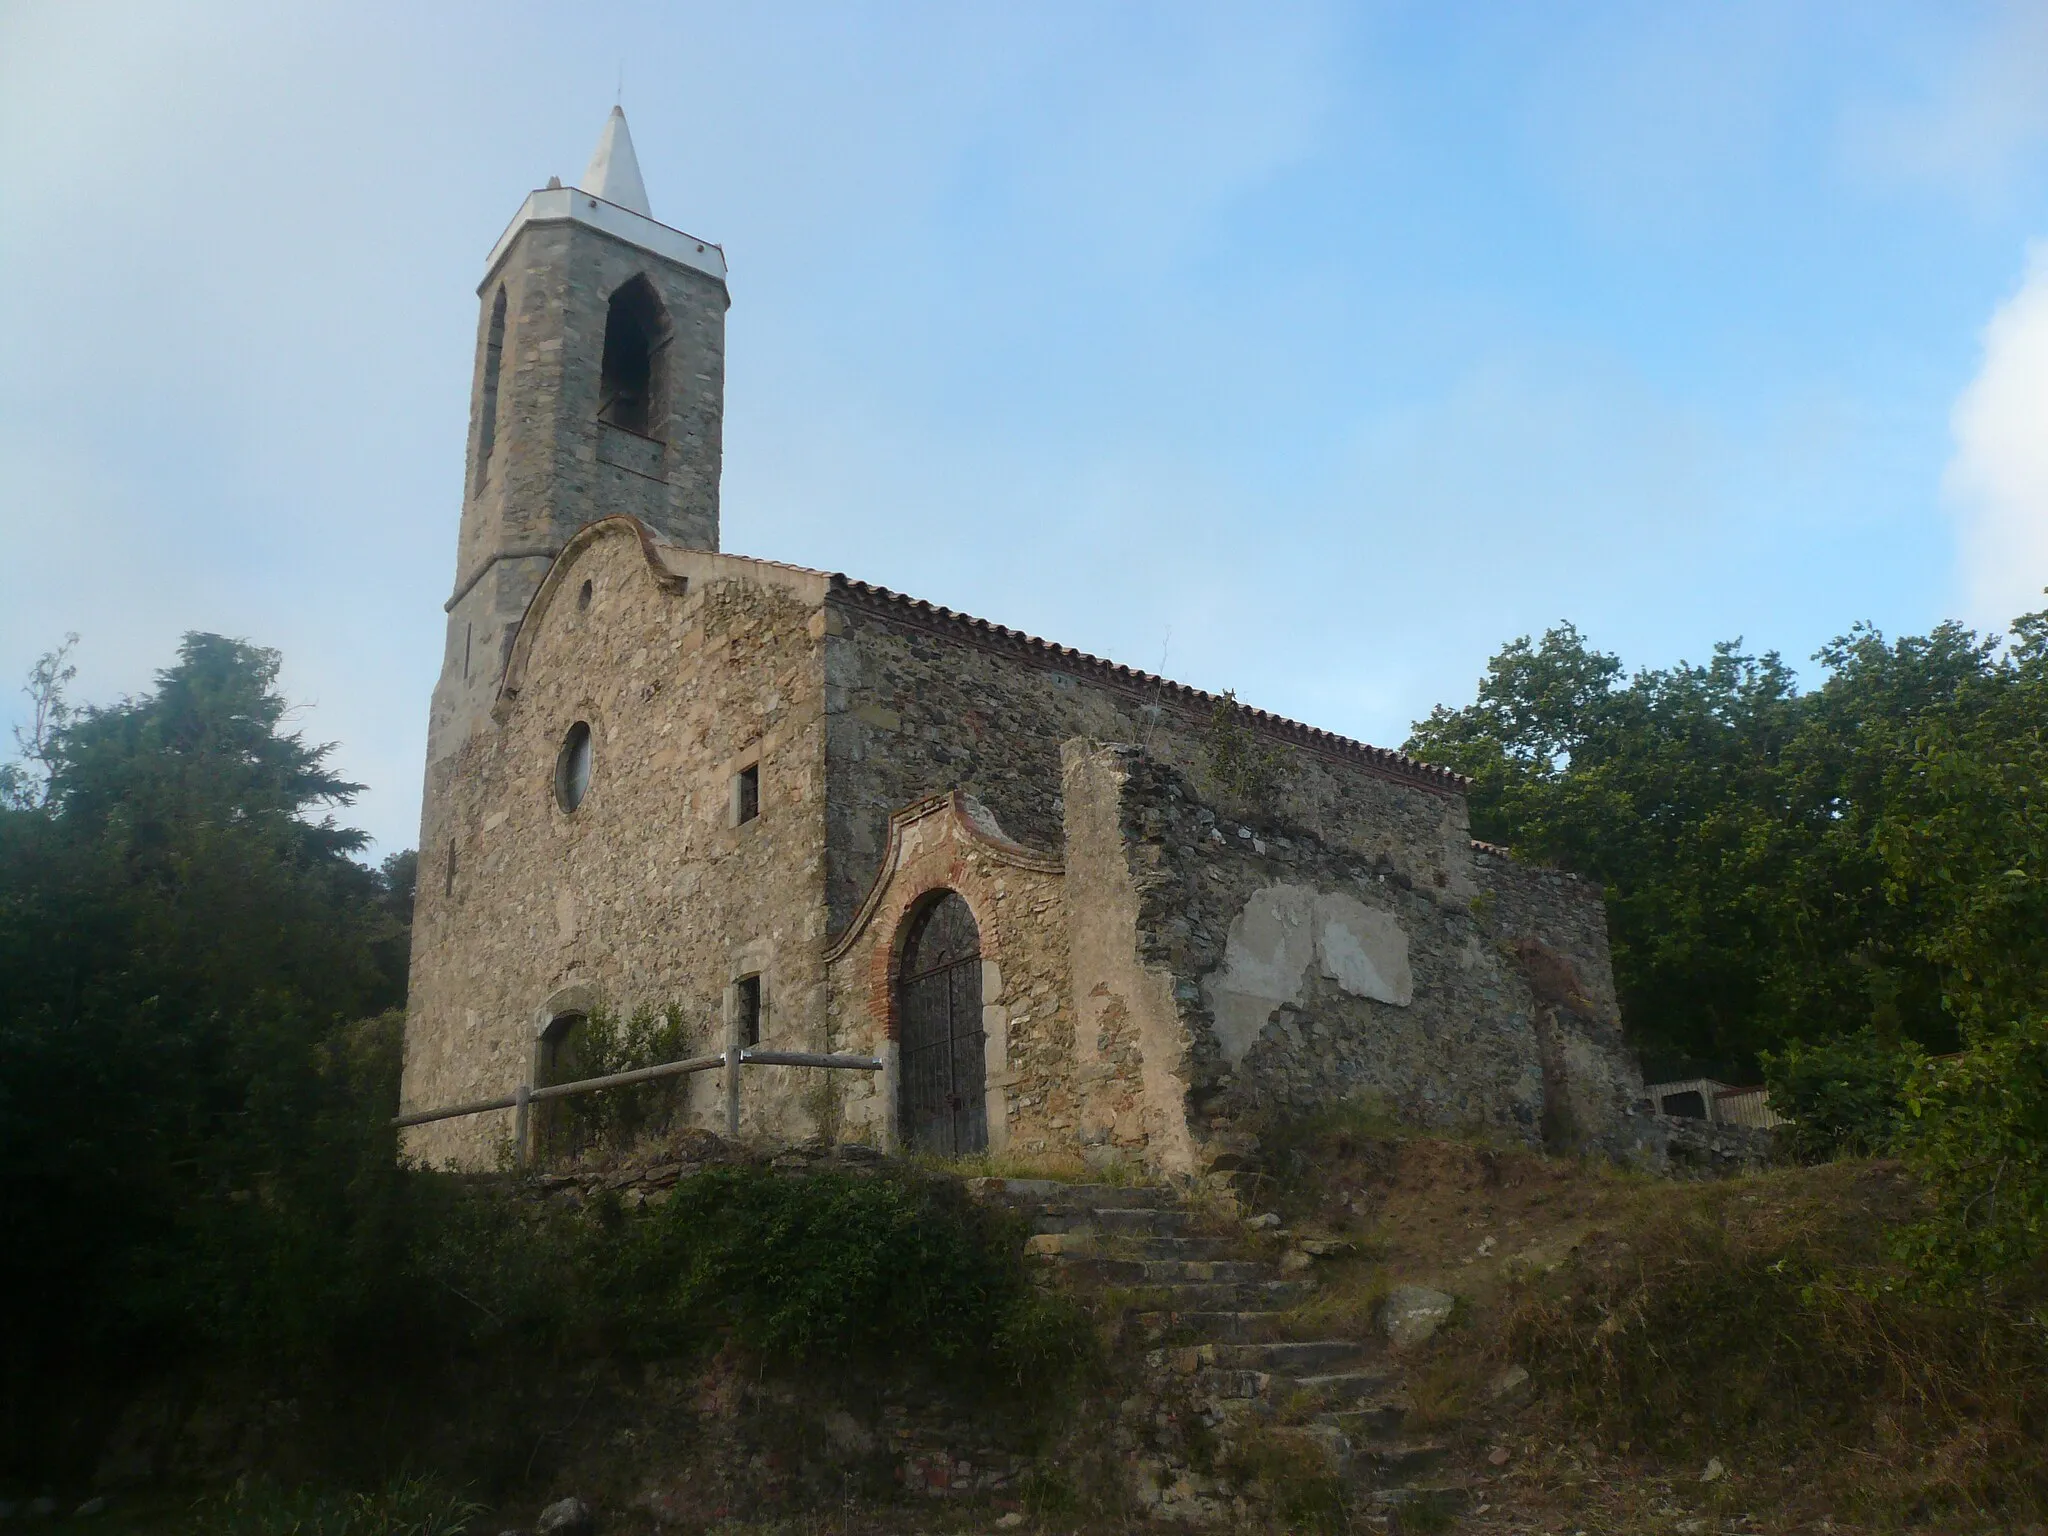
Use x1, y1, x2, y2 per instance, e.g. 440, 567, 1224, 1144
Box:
897, 890, 987, 1155
537, 1011, 588, 1159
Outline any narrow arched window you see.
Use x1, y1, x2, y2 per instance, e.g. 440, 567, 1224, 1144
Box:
474, 287, 507, 494
597, 276, 668, 438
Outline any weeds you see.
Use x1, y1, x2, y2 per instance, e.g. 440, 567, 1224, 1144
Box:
181, 1474, 480, 1536
544, 1002, 700, 1159
1222, 1427, 1348, 1532
1504, 1164, 2048, 1524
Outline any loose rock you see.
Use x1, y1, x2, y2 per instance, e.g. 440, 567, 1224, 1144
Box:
1380, 1285, 1457, 1348
536, 1497, 595, 1536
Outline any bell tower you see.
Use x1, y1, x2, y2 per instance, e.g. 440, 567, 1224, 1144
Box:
427, 107, 728, 766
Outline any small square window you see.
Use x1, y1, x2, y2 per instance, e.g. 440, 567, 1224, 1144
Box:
733, 762, 760, 825
734, 974, 763, 1048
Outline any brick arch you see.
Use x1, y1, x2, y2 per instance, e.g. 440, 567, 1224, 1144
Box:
869, 865, 1000, 1045
826, 791, 1061, 1043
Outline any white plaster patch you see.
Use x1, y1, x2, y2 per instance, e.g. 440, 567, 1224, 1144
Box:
1203, 884, 1413, 1067
1313, 892, 1413, 1006
1203, 884, 1316, 1066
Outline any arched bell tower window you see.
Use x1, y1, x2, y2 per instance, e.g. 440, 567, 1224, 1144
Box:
474, 286, 507, 495
896, 890, 987, 1156
597, 275, 669, 438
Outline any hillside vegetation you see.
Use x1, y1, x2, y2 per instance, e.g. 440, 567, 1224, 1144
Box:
0, 607, 2044, 1531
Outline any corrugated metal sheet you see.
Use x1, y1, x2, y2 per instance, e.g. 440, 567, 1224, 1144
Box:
1645, 1077, 1785, 1129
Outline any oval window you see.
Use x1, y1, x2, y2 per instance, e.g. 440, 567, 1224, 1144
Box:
555, 721, 593, 811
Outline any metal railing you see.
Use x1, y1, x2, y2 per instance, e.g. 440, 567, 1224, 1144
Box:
393, 1046, 884, 1166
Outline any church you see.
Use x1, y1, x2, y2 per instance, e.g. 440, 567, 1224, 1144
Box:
398, 110, 1657, 1174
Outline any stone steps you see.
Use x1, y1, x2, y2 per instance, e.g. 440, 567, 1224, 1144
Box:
1189, 1367, 1272, 1401
1061, 1256, 1273, 1286
1329, 1404, 1414, 1444
967, 1177, 1177, 1209
971, 1176, 1468, 1517
1024, 1232, 1229, 1261
1153, 1338, 1368, 1375
1370, 1484, 1474, 1520
1212, 1339, 1367, 1373
1136, 1309, 1285, 1343
1142, 1279, 1314, 1310
1287, 1370, 1402, 1408
1029, 1205, 1192, 1235
1353, 1441, 1453, 1481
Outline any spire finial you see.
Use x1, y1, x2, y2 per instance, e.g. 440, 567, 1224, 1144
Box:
578, 106, 651, 217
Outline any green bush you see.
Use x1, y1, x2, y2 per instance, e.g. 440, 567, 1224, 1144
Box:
1760, 1027, 1920, 1161
595, 1165, 1093, 1399
1894, 1016, 2048, 1291
545, 1001, 700, 1157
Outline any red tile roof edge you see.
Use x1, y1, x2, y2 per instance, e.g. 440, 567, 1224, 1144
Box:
826, 575, 1468, 796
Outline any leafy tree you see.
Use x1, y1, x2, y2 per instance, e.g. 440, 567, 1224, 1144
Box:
0, 634, 413, 1465
1409, 609, 2048, 1080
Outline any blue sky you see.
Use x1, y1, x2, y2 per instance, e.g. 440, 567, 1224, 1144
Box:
4, 1, 2047, 856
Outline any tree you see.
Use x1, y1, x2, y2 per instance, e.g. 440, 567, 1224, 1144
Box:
1409, 611, 2048, 1080
0, 634, 413, 1462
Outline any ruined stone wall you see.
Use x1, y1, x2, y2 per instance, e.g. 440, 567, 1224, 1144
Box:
822, 794, 1072, 1158
819, 594, 1474, 937
1062, 744, 1201, 1174
1470, 847, 1654, 1159
403, 525, 831, 1167
1061, 745, 1652, 1173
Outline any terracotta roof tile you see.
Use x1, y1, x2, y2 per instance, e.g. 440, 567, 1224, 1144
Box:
826, 574, 1467, 795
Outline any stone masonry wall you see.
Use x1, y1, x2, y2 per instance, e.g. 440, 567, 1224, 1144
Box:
823, 794, 1071, 1156
819, 593, 1474, 939
403, 523, 831, 1168
1062, 743, 1202, 1174
1471, 847, 1657, 1160
431, 218, 727, 771
1066, 745, 1652, 1173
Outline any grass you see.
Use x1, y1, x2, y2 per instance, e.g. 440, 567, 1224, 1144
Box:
177, 1475, 481, 1536
1502, 1159, 2048, 1528
1277, 1256, 1392, 1338
1220, 1426, 1350, 1532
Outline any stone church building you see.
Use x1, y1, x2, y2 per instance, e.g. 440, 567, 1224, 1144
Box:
399, 111, 1656, 1174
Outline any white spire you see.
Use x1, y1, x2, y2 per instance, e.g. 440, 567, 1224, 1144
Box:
578, 106, 651, 217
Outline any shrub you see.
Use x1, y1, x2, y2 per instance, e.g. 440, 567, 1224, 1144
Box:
595, 1165, 1093, 1401
1893, 1016, 2048, 1291
547, 1001, 700, 1157
1760, 1027, 1920, 1160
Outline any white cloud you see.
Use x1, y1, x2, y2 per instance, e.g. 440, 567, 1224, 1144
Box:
1947, 244, 2048, 628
